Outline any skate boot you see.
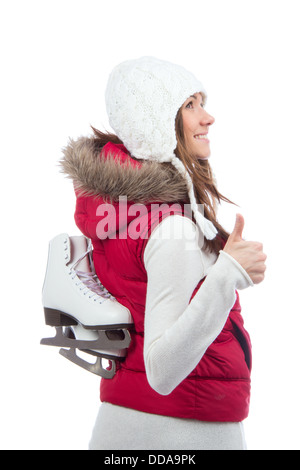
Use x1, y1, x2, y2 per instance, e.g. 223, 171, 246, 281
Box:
41, 233, 133, 377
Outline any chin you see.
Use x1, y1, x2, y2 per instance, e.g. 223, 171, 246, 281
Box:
189, 144, 211, 161
192, 145, 211, 161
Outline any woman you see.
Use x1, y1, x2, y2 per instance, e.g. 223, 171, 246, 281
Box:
61, 56, 266, 450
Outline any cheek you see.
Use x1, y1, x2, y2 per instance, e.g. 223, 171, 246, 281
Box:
182, 114, 193, 133
189, 136, 197, 151
182, 118, 194, 142
183, 130, 194, 151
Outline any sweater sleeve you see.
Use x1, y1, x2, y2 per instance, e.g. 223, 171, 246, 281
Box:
143, 215, 253, 396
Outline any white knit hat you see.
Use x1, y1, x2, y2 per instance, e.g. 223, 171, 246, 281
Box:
105, 56, 217, 240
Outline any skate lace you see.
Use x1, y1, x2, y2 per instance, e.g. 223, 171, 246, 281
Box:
69, 240, 113, 302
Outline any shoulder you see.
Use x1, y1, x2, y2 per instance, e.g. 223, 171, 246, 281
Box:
144, 214, 203, 267
149, 214, 197, 241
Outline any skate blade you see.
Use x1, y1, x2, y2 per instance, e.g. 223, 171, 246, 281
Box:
59, 348, 116, 378
80, 348, 126, 361
41, 326, 131, 350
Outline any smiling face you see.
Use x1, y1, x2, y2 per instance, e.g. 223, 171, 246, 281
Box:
181, 92, 215, 160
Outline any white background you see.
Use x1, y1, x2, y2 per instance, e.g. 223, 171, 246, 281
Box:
1, 0, 299, 450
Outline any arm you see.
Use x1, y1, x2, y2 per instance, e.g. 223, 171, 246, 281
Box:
143, 215, 253, 396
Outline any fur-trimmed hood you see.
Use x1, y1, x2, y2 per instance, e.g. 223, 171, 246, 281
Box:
60, 137, 189, 204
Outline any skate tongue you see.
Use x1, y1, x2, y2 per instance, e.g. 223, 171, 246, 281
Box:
69, 236, 91, 272
63, 235, 112, 300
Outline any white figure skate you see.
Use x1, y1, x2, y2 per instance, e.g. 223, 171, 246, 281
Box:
41, 234, 133, 378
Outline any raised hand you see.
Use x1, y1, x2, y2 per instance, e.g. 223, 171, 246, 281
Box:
223, 214, 267, 285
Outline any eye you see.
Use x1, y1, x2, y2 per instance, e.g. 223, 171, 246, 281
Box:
185, 101, 193, 109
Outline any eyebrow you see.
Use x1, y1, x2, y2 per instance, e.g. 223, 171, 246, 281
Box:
189, 94, 204, 105
183, 93, 203, 107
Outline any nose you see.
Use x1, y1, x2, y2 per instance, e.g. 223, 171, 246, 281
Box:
200, 109, 215, 127
204, 111, 215, 127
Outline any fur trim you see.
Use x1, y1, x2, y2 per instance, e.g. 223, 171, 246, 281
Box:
60, 137, 189, 203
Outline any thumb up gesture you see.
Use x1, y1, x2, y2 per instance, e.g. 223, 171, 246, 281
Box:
223, 214, 267, 285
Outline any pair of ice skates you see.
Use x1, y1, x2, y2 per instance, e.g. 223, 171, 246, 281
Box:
41, 234, 133, 378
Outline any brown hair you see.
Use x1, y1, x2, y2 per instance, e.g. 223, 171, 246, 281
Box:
91, 127, 123, 147
91, 120, 234, 254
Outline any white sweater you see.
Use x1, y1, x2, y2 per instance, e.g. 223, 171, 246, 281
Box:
89, 216, 253, 450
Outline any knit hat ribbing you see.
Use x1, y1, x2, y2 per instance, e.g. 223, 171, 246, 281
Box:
105, 56, 217, 240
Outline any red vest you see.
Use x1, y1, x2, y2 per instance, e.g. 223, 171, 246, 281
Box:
74, 143, 252, 422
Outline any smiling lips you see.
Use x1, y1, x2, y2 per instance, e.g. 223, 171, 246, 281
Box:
194, 133, 209, 141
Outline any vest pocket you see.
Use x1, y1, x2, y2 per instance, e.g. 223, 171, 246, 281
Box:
230, 316, 252, 371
